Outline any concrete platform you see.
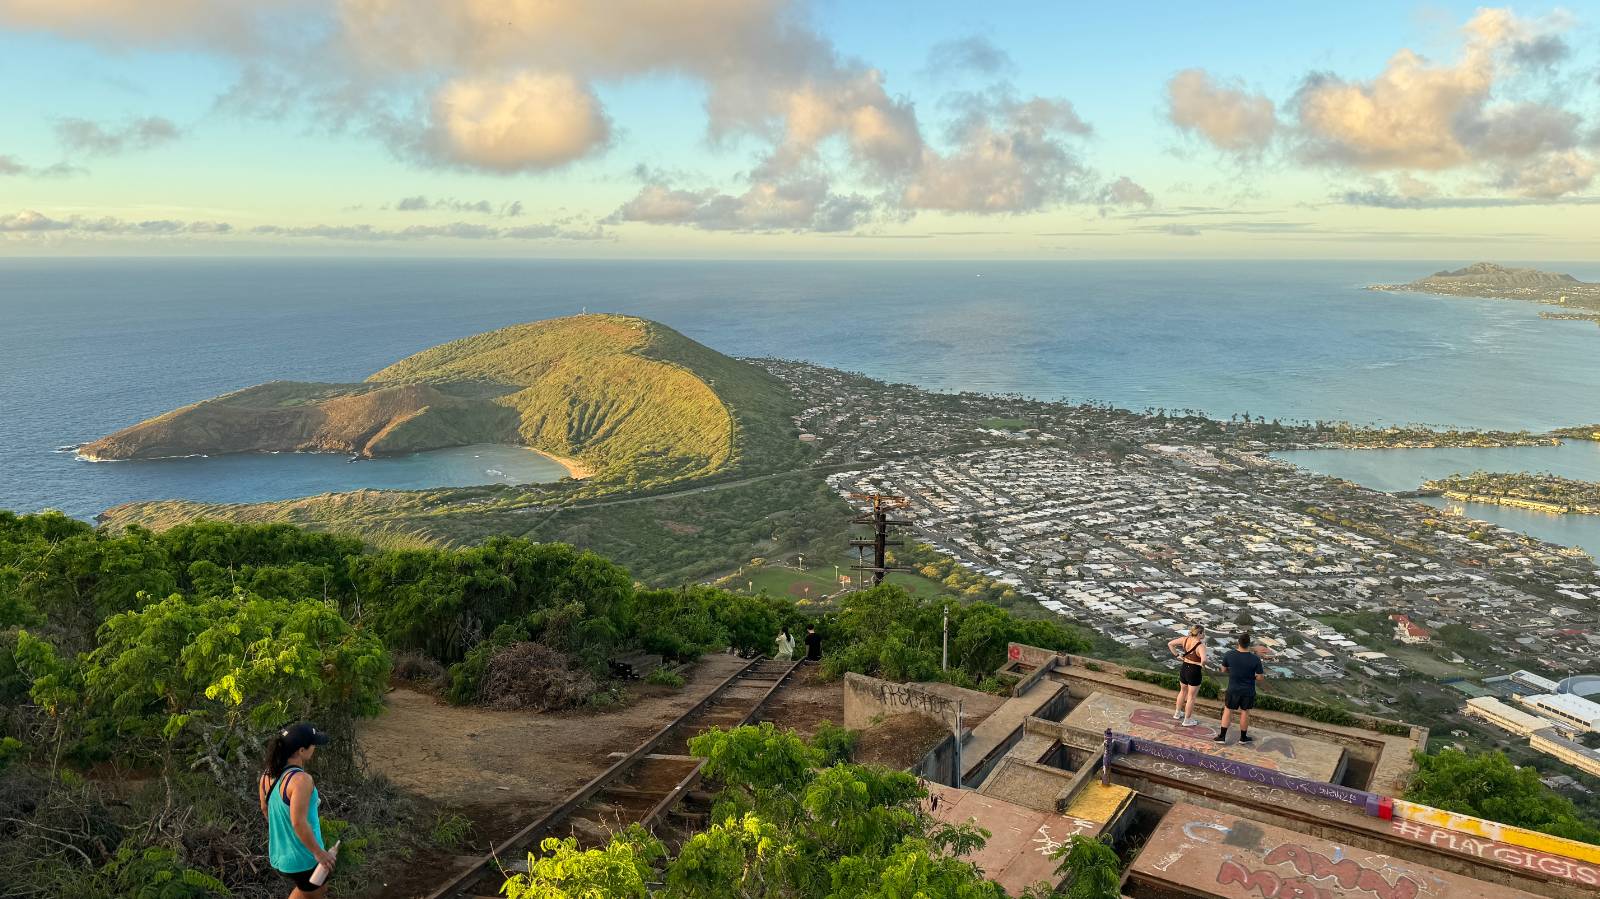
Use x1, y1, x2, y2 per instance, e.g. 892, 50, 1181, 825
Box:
1129, 802, 1542, 899
960, 682, 1069, 784
924, 783, 1101, 896
1061, 691, 1347, 784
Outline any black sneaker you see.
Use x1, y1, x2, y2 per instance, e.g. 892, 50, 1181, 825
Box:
1238, 733, 1254, 744
1212, 731, 1228, 743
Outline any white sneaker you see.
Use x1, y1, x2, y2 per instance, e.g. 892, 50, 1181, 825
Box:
1172, 710, 1183, 720
1182, 718, 1200, 727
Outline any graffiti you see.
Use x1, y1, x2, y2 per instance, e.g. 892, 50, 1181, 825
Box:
1112, 733, 1374, 812
1391, 818, 1600, 887
1217, 860, 1333, 899
1030, 819, 1097, 858
1264, 843, 1420, 899
1129, 707, 1298, 760
1184, 820, 1233, 842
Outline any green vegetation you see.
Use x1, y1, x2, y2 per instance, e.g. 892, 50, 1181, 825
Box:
1405, 749, 1600, 845
504, 723, 1118, 897
979, 417, 1034, 431
1422, 471, 1600, 515
645, 667, 686, 688
818, 584, 1090, 688
3, 510, 1099, 895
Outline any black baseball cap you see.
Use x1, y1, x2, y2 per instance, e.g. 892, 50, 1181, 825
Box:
279, 722, 330, 752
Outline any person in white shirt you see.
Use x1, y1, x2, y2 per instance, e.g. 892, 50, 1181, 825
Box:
774, 626, 795, 661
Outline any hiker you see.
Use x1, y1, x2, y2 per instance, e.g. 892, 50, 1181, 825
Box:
1215, 632, 1265, 745
259, 723, 336, 898
774, 626, 795, 661
1166, 624, 1206, 727
804, 624, 822, 662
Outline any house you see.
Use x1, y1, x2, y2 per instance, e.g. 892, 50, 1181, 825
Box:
1390, 613, 1430, 644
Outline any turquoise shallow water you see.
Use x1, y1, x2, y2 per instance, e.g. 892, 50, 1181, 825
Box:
1273, 443, 1600, 558
2, 259, 1596, 520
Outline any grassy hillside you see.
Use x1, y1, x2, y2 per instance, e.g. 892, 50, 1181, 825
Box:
87, 314, 799, 487
95, 316, 808, 540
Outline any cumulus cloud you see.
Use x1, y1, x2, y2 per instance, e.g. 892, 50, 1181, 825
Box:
1098, 176, 1155, 209
1165, 69, 1277, 156
607, 177, 873, 232
55, 116, 181, 155
900, 94, 1094, 213
2, 0, 1147, 224
393, 195, 522, 216
1174, 8, 1597, 201
411, 73, 612, 172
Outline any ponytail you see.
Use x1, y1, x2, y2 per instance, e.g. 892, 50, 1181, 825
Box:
261, 731, 293, 781
1189, 624, 1204, 637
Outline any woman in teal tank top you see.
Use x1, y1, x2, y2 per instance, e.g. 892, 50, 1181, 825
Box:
258, 722, 335, 897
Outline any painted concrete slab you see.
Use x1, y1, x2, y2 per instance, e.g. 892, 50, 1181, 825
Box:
924, 783, 1100, 896
1061, 691, 1346, 783
1130, 802, 1542, 899
1388, 814, 1600, 887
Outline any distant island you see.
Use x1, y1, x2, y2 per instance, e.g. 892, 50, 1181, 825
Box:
80, 314, 800, 486
1418, 471, 1600, 515
1369, 262, 1600, 326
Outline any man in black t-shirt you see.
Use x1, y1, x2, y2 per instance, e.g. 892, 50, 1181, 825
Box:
1214, 632, 1265, 744
803, 625, 822, 662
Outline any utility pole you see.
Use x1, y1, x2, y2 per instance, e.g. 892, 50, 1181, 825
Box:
848, 493, 911, 586
942, 605, 949, 672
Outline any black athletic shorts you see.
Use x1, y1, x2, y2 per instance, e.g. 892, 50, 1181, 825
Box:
1179, 663, 1204, 687
277, 867, 329, 892
1225, 686, 1256, 711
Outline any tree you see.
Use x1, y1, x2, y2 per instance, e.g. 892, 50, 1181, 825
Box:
1404, 749, 1600, 845
501, 828, 664, 899
1051, 835, 1122, 899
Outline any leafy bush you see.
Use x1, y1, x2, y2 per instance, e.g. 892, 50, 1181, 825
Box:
431, 813, 474, 851
809, 722, 858, 766
645, 668, 685, 688
98, 844, 230, 899
817, 585, 1090, 687
1405, 748, 1600, 845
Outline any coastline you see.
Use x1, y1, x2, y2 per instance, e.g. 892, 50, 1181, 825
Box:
536, 449, 593, 481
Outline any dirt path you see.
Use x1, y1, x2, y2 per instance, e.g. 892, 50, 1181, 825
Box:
756, 664, 844, 739
359, 653, 749, 844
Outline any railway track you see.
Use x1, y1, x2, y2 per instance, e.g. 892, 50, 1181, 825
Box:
425, 657, 800, 899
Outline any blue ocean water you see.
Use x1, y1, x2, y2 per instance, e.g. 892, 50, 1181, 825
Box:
2, 259, 1597, 522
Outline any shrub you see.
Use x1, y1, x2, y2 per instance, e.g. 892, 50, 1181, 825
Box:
809, 722, 858, 766
390, 651, 446, 690
645, 668, 685, 688
431, 813, 474, 851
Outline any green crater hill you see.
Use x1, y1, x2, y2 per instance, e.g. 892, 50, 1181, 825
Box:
80, 314, 797, 485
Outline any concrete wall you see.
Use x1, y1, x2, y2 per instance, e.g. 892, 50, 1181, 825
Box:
843, 672, 959, 730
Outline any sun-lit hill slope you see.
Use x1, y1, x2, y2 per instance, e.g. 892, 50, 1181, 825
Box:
83, 314, 799, 486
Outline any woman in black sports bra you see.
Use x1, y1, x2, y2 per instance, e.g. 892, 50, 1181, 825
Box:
1166, 624, 1207, 727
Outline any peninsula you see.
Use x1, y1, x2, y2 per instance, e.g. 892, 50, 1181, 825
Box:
1369, 262, 1600, 326
1419, 471, 1600, 515
80, 314, 800, 486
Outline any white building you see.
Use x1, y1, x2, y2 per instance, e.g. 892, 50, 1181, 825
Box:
1509, 669, 1561, 694
1520, 693, 1600, 734
1463, 697, 1555, 737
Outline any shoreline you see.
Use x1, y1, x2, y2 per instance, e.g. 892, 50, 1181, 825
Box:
535, 449, 593, 481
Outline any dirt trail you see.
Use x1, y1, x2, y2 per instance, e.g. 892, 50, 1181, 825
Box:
358, 653, 749, 843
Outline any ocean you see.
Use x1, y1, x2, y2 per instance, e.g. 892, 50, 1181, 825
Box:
2, 259, 1598, 535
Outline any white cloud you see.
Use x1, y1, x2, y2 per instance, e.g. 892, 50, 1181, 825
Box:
900, 94, 1096, 213
1165, 69, 1277, 156
412, 73, 612, 172
1176, 7, 1597, 201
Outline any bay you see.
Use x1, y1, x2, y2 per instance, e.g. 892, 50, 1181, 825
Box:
1272, 443, 1600, 559
2, 259, 1597, 520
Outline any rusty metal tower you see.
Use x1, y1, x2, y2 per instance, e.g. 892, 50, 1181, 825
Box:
848, 492, 912, 586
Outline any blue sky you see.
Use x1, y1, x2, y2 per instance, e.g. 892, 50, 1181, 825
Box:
1, 1, 1596, 258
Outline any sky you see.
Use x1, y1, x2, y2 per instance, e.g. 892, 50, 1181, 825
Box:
1, 1, 1598, 259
